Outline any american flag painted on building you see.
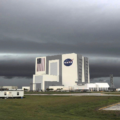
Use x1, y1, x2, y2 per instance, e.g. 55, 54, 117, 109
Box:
37, 58, 45, 71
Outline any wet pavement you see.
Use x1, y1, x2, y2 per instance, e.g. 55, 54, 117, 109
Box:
25, 93, 120, 96
102, 103, 120, 110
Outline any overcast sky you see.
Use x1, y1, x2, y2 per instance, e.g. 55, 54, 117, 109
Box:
0, 0, 120, 88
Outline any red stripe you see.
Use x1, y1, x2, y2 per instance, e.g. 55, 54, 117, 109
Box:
37, 64, 38, 71
43, 58, 45, 71
42, 58, 43, 71
40, 64, 42, 71
41, 58, 43, 71
43, 58, 44, 71
44, 58, 45, 71
37, 58, 45, 72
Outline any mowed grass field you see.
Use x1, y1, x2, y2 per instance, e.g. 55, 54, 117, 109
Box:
0, 96, 120, 120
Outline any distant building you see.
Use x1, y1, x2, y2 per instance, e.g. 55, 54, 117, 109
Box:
32, 53, 90, 91
110, 74, 114, 88
22, 86, 30, 91
2, 86, 18, 90
109, 74, 116, 91
0, 89, 24, 98
75, 83, 110, 91
116, 88, 120, 91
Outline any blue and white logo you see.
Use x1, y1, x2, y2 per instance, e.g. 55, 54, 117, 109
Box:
64, 59, 73, 66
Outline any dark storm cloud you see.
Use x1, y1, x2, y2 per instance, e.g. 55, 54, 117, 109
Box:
90, 63, 120, 78
0, 57, 35, 78
0, 0, 120, 80
90, 57, 120, 78
0, 54, 120, 79
1, 36, 120, 57
0, 76, 32, 88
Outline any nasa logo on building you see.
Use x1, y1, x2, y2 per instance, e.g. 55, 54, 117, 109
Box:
64, 59, 73, 66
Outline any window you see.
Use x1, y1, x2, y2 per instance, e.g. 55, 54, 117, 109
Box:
4, 92, 6, 95
17, 92, 19, 95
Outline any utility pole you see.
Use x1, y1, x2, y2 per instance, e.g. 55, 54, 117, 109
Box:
110, 74, 114, 88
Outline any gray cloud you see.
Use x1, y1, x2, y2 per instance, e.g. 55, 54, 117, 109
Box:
0, 54, 120, 79
0, 58, 34, 78
0, 0, 120, 57
0, 76, 32, 88
90, 64, 120, 78
0, 0, 120, 82
1, 36, 120, 58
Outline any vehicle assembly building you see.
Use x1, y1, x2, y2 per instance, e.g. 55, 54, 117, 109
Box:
32, 53, 90, 91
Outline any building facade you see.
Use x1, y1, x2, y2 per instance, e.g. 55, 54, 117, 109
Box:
32, 53, 90, 91
75, 83, 109, 91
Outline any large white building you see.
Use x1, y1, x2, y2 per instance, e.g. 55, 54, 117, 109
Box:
32, 53, 90, 91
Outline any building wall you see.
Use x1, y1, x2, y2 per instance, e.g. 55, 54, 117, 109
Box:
82, 56, 85, 82
62, 53, 78, 87
35, 76, 43, 83
49, 60, 59, 76
33, 75, 44, 90
44, 55, 63, 90
84, 57, 89, 83
36, 83, 41, 91
77, 54, 82, 83
46, 55, 62, 84
88, 60, 90, 83
0, 91, 24, 97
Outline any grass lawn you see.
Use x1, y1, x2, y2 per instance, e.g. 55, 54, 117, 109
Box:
0, 96, 120, 120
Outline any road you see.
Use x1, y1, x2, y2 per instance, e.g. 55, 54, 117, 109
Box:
25, 93, 120, 96
103, 103, 120, 110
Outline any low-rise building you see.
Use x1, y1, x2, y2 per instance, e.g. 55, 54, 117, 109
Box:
2, 86, 18, 90
22, 86, 30, 91
48, 83, 109, 91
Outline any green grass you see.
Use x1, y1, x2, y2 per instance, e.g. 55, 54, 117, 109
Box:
0, 96, 120, 120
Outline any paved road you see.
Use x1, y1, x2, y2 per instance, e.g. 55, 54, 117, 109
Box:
103, 103, 120, 110
25, 93, 120, 96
